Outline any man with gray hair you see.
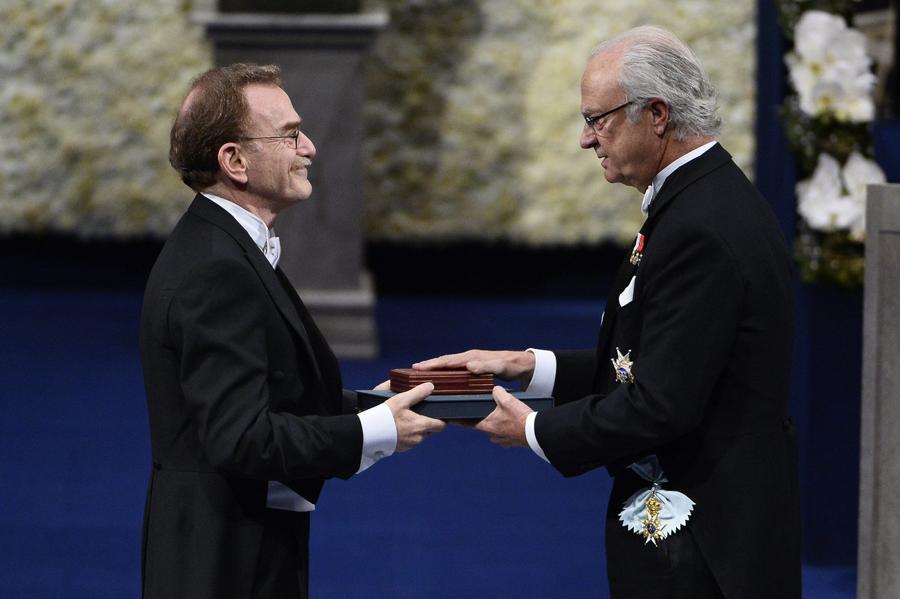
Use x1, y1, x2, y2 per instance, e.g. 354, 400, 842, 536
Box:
417, 26, 799, 598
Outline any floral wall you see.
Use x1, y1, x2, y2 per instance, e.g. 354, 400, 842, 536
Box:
365, 0, 758, 245
1, 0, 756, 246
0, 0, 211, 238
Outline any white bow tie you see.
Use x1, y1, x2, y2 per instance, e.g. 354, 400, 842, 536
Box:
641, 183, 655, 216
264, 235, 281, 268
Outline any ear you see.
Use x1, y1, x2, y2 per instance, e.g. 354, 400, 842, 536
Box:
217, 142, 249, 185
646, 99, 670, 137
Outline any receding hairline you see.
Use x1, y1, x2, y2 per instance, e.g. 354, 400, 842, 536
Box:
178, 88, 199, 118
177, 63, 284, 117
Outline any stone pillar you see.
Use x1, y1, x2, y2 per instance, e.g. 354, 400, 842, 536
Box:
858, 183, 900, 598
198, 11, 388, 357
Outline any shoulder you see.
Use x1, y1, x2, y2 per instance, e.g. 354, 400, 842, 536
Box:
659, 158, 770, 241
647, 163, 788, 288
147, 218, 258, 309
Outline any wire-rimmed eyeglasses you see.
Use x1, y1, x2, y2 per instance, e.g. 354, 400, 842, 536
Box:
240, 129, 301, 149
583, 101, 632, 133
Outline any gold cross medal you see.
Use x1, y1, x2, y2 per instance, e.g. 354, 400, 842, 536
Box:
640, 492, 666, 545
618, 457, 695, 549
611, 347, 634, 383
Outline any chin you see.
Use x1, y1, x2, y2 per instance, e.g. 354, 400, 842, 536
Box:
295, 184, 313, 201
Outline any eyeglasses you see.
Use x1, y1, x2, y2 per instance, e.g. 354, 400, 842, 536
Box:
583, 101, 632, 133
240, 129, 301, 149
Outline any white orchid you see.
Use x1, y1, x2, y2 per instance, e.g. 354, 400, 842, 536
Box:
797, 152, 886, 240
786, 10, 875, 122
843, 151, 887, 238
843, 152, 888, 200
797, 154, 855, 231
793, 10, 847, 61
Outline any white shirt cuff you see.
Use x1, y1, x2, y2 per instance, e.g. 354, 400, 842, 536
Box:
356, 402, 397, 474
525, 411, 549, 463
525, 348, 556, 395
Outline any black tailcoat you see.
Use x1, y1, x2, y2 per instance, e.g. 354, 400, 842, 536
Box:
139, 195, 363, 598
536, 145, 800, 598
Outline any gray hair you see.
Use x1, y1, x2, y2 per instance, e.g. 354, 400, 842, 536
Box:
591, 26, 721, 140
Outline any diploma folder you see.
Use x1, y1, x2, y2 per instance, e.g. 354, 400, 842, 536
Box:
356, 390, 554, 420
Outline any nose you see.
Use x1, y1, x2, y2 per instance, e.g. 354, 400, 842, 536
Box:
580, 123, 598, 149
297, 131, 316, 159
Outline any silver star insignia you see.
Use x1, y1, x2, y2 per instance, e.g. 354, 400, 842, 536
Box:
611, 347, 634, 383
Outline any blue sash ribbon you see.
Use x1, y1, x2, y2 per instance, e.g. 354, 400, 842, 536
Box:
617, 455, 695, 546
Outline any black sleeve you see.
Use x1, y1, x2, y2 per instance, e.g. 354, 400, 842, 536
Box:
552, 349, 597, 405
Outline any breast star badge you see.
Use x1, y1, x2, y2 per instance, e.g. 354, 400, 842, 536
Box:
611, 347, 634, 383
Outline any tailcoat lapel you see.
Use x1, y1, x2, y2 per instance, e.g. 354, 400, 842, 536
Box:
593, 144, 733, 390
274, 267, 343, 416
187, 196, 322, 382
594, 252, 638, 388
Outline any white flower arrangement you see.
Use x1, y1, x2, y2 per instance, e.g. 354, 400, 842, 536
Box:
778, 3, 886, 286
785, 10, 876, 122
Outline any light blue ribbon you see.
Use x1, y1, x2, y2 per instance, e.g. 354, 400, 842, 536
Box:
618, 454, 695, 546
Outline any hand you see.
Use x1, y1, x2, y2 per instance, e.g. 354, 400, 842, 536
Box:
373, 379, 391, 391
384, 382, 446, 452
413, 349, 536, 386
475, 386, 533, 448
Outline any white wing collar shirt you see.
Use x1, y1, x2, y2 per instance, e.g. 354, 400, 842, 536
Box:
203, 193, 397, 512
